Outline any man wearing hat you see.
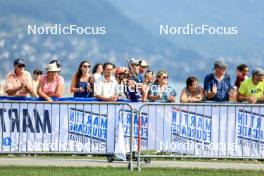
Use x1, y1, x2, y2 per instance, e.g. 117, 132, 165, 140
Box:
238, 68, 264, 104
204, 60, 236, 101
127, 58, 146, 102
4, 58, 36, 97
138, 59, 149, 83
127, 58, 140, 81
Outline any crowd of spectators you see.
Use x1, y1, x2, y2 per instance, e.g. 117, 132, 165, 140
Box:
2, 58, 264, 104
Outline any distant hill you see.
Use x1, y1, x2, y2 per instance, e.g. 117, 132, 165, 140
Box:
108, 0, 264, 60
0, 0, 210, 82
107, 0, 264, 82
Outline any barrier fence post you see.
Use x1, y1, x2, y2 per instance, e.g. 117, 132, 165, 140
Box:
137, 105, 142, 172
129, 106, 134, 171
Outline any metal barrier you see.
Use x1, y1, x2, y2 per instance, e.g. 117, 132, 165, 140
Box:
3, 100, 264, 171
137, 103, 264, 171
0, 100, 135, 170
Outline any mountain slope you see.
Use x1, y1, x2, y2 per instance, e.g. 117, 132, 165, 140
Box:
0, 0, 208, 81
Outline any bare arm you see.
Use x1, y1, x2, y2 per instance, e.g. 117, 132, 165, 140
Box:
37, 82, 52, 102
257, 96, 264, 103
70, 76, 79, 93
237, 92, 249, 102
207, 91, 216, 99
148, 95, 160, 101
53, 83, 64, 98
5, 85, 23, 95
180, 89, 190, 103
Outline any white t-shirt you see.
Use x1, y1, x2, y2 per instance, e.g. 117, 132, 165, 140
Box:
94, 76, 118, 98
94, 73, 102, 80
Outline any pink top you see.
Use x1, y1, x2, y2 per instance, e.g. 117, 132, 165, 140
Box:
5, 70, 32, 96
39, 75, 64, 95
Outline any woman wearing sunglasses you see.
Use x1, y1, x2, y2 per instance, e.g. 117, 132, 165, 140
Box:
70, 60, 94, 98
148, 70, 176, 102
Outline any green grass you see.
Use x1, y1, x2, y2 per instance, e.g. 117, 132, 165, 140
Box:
0, 166, 263, 176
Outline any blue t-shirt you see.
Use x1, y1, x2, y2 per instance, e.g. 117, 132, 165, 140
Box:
137, 73, 144, 83
127, 75, 142, 102
203, 73, 233, 101
74, 81, 91, 98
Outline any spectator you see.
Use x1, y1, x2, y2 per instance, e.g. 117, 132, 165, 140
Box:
70, 61, 94, 98
92, 63, 103, 80
138, 59, 149, 83
49, 59, 64, 88
37, 63, 64, 102
180, 76, 205, 103
148, 70, 176, 102
112, 64, 116, 76
144, 70, 154, 85
238, 68, 264, 104
235, 64, 249, 89
204, 61, 236, 101
0, 80, 5, 96
32, 68, 42, 97
94, 62, 119, 101
127, 58, 140, 82
4, 58, 36, 97
115, 67, 130, 100
115, 67, 129, 84
127, 58, 146, 102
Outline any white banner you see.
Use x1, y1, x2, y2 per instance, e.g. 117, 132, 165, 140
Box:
138, 105, 264, 157
0, 102, 133, 156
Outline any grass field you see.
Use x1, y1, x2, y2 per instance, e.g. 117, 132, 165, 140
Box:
0, 166, 263, 176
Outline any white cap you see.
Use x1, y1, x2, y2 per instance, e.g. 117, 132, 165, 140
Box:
139, 60, 149, 67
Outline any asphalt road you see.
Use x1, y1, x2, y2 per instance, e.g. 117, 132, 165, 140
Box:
0, 158, 263, 170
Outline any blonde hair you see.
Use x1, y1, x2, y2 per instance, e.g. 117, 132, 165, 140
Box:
155, 70, 168, 84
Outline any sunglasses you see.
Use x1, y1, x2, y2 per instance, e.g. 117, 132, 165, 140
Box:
160, 76, 168, 79
83, 65, 91, 68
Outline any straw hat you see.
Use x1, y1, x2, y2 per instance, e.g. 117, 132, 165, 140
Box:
45, 63, 61, 72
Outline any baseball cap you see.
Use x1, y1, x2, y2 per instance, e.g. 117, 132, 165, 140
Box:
252, 68, 264, 76
213, 61, 228, 69
33, 68, 42, 75
128, 58, 139, 65
14, 58, 25, 66
139, 60, 149, 67
115, 67, 129, 76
